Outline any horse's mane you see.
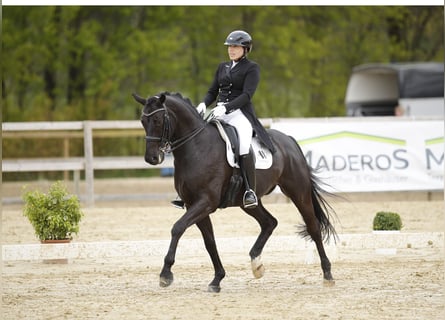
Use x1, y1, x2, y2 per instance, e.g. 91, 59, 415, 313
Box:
159, 91, 193, 107
157, 91, 201, 118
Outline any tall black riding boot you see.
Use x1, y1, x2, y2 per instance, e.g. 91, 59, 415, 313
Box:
239, 153, 258, 208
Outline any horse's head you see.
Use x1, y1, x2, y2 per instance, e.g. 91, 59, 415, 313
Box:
133, 91, 206, 165
133, 93, 170, 165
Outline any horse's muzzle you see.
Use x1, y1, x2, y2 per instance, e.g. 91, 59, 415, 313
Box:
145, 151, 165, 165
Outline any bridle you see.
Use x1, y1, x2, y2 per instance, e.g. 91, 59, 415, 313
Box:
141, 99, 206, 153
142, 104, 171, 153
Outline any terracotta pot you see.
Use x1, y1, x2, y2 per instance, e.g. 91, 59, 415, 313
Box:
40, 239, 71, 264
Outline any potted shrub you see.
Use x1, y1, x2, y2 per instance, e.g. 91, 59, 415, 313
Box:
372, 211, 402, 255
22, 181, 83, 262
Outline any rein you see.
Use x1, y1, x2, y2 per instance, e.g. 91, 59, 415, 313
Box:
168, 125, 205, 152
142, 102, 205, 153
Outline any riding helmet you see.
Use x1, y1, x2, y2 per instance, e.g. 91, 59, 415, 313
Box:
224, 30, 253, 53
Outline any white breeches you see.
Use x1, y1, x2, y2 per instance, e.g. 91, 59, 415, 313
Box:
219, 109, 252, 155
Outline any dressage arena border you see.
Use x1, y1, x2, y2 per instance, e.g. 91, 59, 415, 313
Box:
3, 232, 443, 263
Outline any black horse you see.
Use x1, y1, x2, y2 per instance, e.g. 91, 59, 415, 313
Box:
133, 92, 338, 292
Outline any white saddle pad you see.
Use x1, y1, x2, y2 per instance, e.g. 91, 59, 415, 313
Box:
213, 121, 273, 169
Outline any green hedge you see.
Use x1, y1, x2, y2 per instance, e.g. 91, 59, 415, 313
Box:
372, 211, 403, 231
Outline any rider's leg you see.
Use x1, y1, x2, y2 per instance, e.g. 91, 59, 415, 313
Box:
222, 110, 257, 209
171, 198, 185, 209
239, 152, 257, 208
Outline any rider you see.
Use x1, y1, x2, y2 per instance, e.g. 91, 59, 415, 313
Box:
173, 30, 275, 209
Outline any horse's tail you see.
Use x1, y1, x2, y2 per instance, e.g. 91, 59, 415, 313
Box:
285, 134, 339, 244
298, 168, 340, 244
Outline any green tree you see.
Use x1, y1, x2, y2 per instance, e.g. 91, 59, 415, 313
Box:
2, 6, 443, 173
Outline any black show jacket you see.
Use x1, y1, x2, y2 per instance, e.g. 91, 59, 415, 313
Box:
203, 57, 276, 153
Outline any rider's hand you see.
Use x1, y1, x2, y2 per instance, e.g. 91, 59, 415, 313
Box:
211, 104, 227, 118
196, 102, 206, 117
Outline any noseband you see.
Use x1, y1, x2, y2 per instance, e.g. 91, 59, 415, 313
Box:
141, 100, 205, 153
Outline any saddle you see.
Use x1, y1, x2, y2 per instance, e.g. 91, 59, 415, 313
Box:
210, 119, 273, 209
211, 119, 272, 169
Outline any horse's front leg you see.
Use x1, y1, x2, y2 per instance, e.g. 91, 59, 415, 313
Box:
196, 216, 225, 293
159, 205, 212, 288
159, 221, 182, 288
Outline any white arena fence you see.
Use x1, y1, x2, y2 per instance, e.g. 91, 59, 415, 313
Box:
2, 117, 443, 206
2, 232, 443, 263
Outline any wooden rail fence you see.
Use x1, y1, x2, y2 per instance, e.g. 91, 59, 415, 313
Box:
2, 121, 174, 206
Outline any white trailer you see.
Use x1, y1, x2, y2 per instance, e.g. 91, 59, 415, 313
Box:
345, 62, 444, 117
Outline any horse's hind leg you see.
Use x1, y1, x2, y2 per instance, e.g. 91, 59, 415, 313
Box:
290, 195, 335, 286
196, 216, 226, 293
242, 200, 278, 279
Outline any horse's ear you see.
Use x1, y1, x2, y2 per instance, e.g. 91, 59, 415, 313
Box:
132, 93, 146, 105
159, 94, 166, 104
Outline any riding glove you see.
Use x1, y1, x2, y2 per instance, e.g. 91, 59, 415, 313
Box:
196, 102, 206, 117
211, 104, 227, 117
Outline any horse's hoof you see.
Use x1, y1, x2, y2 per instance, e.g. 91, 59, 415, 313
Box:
207, 285, 221, 293
323, 279, 335, 287
251, 256, 265, 279
159, 276, 173, 288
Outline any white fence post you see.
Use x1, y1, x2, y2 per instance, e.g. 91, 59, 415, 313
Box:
83, 121, 94, 206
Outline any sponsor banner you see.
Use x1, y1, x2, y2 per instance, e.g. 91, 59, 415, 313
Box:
271, 119, 444, 192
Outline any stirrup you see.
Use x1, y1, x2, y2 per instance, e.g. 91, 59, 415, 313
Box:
171, 200, 185, 209
243, 189, 258, 209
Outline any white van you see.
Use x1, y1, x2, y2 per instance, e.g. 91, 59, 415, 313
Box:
345, 62, 444, 117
